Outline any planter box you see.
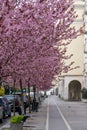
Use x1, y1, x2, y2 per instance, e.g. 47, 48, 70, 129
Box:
10, 122, 23, 130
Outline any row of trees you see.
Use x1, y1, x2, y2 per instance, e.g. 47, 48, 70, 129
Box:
0, 0, 82, 95
0, 0, 82, 114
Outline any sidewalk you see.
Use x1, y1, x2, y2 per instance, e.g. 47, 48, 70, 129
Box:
23, 98, 47, 130
0, 98, 48, 130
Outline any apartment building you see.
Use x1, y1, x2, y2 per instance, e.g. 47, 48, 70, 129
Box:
58, 0, 87, 101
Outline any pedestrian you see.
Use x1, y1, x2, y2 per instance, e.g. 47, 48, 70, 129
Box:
15, 98, 22, 115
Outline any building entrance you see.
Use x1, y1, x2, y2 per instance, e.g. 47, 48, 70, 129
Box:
68, 80, 81, 101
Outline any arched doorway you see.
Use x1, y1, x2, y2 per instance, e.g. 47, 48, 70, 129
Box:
68, 80, 81, 101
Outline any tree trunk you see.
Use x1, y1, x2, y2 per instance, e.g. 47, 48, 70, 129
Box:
28, 81, 31, 113
19, 79, 24, 114
13, 79, 16, 116
33, 85, 36, 100
0, 77, 2, 86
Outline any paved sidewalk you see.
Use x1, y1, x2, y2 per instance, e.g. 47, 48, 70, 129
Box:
0, 98, 48, 130
24, 99, 47, 130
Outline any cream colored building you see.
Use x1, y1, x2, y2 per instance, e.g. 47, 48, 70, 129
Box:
58, 0, 87, 101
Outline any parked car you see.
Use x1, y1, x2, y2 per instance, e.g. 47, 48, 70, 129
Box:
4, 95, 14, 104
4, 95, 14, 111
0, 96, 11, 119
7, 94, 22, 114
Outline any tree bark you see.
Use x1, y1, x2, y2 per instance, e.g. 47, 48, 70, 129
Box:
13, 79, 16, 116
19, 79, 25, 114
28, 81, 31, 113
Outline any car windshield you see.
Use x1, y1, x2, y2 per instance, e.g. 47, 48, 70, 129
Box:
4, 95, 14, 102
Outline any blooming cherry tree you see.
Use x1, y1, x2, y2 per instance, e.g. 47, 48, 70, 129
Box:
0, 0, 82, 92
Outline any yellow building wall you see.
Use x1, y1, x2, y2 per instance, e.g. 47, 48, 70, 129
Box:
64, 34, 84, 75
61, 1, 84, 76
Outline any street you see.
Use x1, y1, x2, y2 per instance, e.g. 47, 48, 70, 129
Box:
1, 95, 87, 130
46, 96, 87, 130
46, 96, 70, 130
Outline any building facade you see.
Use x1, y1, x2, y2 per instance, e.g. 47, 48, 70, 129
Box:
58, 0, 87, 101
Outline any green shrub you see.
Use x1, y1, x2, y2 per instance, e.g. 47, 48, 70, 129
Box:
81, 88, 87, 99
10, 115, 24, 123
